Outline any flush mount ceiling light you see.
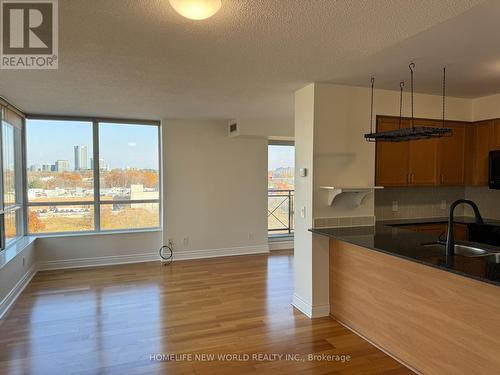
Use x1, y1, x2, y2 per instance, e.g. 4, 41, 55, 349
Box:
169, 0, 222, 20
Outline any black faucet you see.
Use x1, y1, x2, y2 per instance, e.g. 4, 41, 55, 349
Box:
446, 199, 484, 256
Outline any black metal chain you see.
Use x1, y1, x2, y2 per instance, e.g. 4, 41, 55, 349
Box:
399, 81, 404, 130
442, 66, 446, 127
409, 62, 415, 129
370, 76, 375, 134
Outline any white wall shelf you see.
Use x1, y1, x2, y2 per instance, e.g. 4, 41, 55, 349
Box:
320, 186, 384, 206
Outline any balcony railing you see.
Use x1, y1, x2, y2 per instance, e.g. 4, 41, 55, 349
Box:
268, 189, 294, 235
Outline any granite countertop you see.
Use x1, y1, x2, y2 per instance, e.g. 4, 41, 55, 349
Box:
379, 216, 500, 227
309, 217, 500, 287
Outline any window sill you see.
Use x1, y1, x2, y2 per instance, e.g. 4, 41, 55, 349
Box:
0, 236, 37, 270
268, 234, 294, 241
32, 228, 162, 239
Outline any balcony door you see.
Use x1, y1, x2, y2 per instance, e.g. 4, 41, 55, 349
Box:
268, 141, 295, 237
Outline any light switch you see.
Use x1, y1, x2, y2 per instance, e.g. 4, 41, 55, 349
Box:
299, 168, 307, 177
300, 206, 306, 219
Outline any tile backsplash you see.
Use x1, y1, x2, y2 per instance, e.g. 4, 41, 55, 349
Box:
315, 186, 500, 228
375, 187, 465, 220
314, 216, 375, 228
464, 187, 500, 220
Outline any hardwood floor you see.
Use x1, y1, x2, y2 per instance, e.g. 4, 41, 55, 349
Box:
0, 250, 412, 374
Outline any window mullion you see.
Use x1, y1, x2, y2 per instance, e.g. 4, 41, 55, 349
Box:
0, 108, 5, 250
21, 116, 28, 237
93, 120, 100, 232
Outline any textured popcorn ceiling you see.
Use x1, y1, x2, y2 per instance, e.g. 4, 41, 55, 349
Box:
0, 0, 491, 120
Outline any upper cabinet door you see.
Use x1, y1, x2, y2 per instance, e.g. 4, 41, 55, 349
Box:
438, 122, 465, 186
471, 121, 491, 186
375, 117, 409, 186
491, 119, 500, 151
408, 119, 439, 186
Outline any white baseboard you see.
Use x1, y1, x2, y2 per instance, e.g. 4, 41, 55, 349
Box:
37, 244, 270, 271
173, 244, 269, 261
292, 293, 330, 318
37, 252, 159, 271
268, 239, 294, 251
0, 264, 37, 320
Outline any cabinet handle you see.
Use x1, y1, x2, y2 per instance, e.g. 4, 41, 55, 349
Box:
410, 173, 414, 184
440, 174, 444, 184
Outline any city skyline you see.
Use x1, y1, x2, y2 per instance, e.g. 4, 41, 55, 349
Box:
26, 119, 159, 170
268, 145, 294, 171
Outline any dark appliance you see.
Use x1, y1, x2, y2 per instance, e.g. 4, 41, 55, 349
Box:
489, 150, 500, 189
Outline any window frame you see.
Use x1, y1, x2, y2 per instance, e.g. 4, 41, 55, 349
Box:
0, 106, 25, 248
24, 114, 162, 236
267, 140, 295, 237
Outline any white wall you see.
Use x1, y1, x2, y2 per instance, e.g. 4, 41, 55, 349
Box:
163, 119, 269, 256
293, 84, 316, 314
472, 93, 500, 121
232, 117, 294, 140
313, 83, 472, 221
293, 82, 472, 318
36, 231, 162, 268
35, 118, 278, 267
0, 239, 36, 318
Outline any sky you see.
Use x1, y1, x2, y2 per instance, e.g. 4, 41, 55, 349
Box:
26, 119, 159, 170
268, 145, 294, 171
27, 120, 291, 172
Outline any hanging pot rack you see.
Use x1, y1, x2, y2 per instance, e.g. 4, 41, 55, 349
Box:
364, 63, 453, 142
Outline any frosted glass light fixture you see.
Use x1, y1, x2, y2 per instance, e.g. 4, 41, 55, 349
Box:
169, 0, 222, 20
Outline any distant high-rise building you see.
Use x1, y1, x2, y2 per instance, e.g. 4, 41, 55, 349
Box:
29, 164, 41, 172
90, 158, 108, 171
42, 164, 53, 172
74, 145, 88, 170
55, 160, 70, 172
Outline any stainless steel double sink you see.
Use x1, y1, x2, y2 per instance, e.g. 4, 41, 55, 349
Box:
422, 242, 500, 263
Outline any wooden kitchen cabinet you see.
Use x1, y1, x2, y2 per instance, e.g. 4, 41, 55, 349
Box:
329, 239, 499, 375
375, 117, 409, 186
376, 116, 494, 187
491, 119, 500, 150
438, 122, 465, 185
468, 121, 491, 186
401, 222, 468, 240
408, 119, 439, 186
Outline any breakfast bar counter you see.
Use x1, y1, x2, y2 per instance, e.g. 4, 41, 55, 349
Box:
310, 220, 500, 375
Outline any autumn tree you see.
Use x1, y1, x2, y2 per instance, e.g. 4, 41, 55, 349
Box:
142, 171, 158, 188
56, 173, 83, 189
28, 211, 45, 233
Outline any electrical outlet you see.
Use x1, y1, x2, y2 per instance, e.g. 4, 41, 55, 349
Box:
248, 232, 254, 240
392, 201, 399, 212
441, 200, 447, 210
183, 237, 189, 246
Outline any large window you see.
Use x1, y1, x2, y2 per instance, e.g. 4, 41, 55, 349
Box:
1, 107, 24, 247
26, 118, 161, 235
